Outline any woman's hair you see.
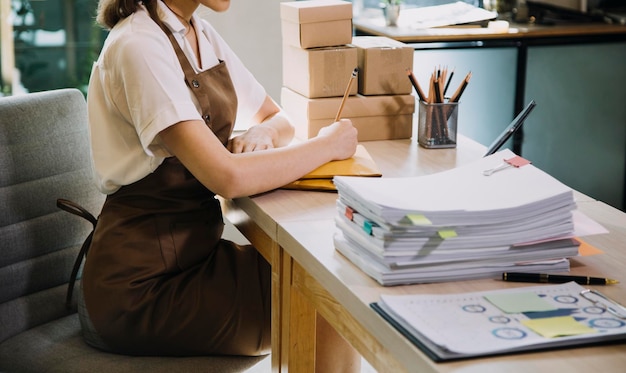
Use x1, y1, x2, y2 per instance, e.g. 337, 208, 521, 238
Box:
96, 0, 162, 29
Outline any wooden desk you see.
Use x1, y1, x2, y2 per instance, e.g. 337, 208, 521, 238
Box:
223, 135, 626, 372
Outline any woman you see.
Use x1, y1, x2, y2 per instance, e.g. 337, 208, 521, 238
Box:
82, 0, 359, 369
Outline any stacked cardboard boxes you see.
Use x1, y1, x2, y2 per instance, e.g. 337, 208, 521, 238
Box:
280, 0, 415, 141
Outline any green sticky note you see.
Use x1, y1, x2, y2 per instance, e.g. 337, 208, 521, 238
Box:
406, 214, 432, 225
438, 230, 457, 239
485, 292, 556, 313
522, 316, 597, 338
363, 221, 373, 235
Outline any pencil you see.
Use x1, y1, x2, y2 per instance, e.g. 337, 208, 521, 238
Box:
443, 68, 455, 97
428, 73, 435, 103
334, 67, 358, 122
406, 69, 427, 102
433, 76, 443, 104
449, 71, 472, 103
439, 66, 447, 99
432, 76, 446, 139
426, 73, 436, 139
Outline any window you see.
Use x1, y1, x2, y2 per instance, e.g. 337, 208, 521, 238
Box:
1, 0, 106, 96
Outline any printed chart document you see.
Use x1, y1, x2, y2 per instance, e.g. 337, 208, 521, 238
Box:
371, 282, 626, 361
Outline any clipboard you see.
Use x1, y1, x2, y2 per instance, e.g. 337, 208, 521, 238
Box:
371, 282, 626, 362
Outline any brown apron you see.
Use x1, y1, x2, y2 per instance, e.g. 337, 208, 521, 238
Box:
81, 23, 270, 357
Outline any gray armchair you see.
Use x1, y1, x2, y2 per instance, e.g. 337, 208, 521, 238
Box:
0, 88, 268, 372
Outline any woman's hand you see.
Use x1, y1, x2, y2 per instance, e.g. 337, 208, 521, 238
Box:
227, 95, 294, 154
316, 119, 358, 161
228, 125, 277, 153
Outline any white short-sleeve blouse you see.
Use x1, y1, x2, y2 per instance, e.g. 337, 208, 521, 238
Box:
87, 1, 266, 194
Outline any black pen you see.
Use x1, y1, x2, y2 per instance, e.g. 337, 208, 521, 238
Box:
502, 272, 619, 285
483, 100, 536, 157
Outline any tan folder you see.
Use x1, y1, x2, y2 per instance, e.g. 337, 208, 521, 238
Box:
281, 145, 382, 191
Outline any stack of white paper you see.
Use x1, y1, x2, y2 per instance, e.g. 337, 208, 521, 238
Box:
333, 149, 603, 285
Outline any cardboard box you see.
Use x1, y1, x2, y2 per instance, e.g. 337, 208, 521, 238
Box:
280, 0, 353, 49
281, 87, 414, 141
283, 45, 358, 99
350, 36, 414, 96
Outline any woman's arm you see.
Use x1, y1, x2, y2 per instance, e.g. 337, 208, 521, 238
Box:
159, 116, 357, 199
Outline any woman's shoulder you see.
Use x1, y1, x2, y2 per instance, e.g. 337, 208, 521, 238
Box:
102, 11, 173, 64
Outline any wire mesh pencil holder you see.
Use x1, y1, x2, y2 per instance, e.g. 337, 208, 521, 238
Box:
417, 100, 459, 149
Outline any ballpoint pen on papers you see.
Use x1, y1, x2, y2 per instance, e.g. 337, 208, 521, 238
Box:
334, 67, 358, 122
502, 272, 620, 285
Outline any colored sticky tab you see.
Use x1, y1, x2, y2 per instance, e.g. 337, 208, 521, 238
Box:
522, 316, 597, 338
574, 237, 604, 256
363, 220, 374, 235
438, 230, 457, 239
485, 292, 556, 313
345, 206, 354, 221
407, 214, 432, 225
505, 156, 531, 168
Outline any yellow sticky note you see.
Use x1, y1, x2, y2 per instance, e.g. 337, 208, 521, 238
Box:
438, 230, 457, 239
522, 316, 597, 338
407, 214, 432, 225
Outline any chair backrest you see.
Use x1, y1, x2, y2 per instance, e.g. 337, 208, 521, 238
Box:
0, 88, 105, 344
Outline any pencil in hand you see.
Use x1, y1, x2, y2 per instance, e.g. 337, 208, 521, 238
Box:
335, 67, 358, 122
